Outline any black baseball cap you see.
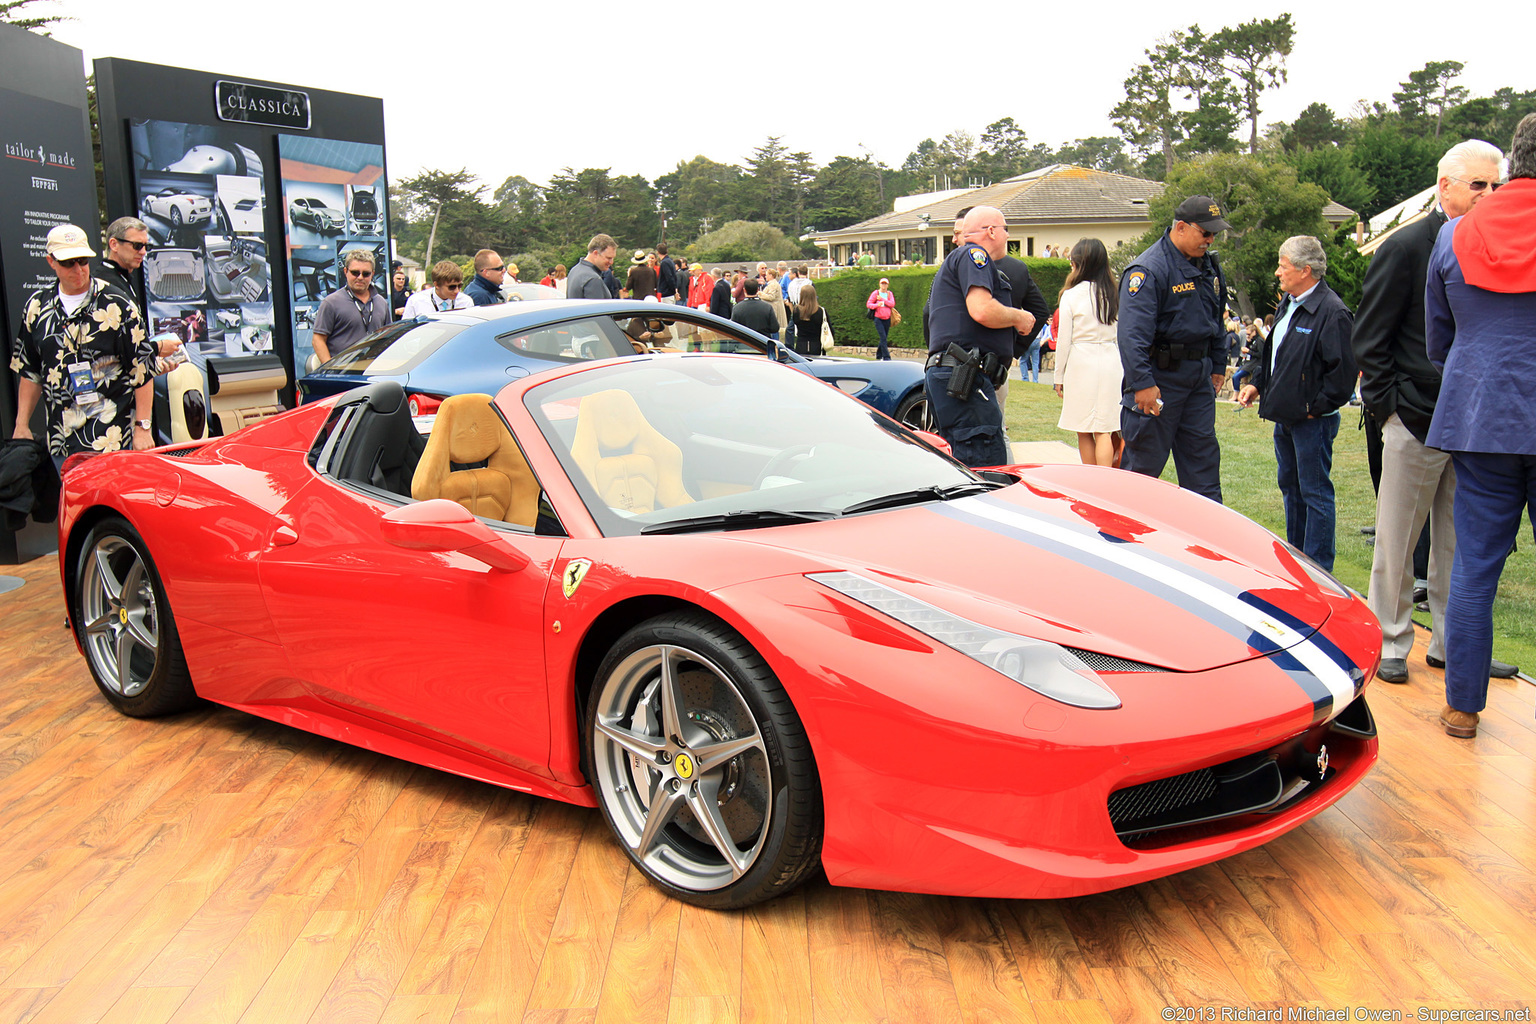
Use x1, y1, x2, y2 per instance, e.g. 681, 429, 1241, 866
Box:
1174, 195, 1232, 232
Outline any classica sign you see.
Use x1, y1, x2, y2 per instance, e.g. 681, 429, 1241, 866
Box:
214, 80, 311, 130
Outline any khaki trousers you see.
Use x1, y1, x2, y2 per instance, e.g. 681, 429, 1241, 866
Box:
1367, 414, 1455, 660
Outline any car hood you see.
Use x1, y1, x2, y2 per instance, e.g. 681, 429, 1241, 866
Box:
717, 469, 1345, 675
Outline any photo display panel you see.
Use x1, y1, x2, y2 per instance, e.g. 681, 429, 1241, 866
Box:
129, 119, 273, 369
277, 136, 388, 373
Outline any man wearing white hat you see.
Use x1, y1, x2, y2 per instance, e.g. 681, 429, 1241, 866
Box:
10, 224, 156, 466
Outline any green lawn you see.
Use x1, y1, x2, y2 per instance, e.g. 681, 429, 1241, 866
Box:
1003, 381, 1536, 673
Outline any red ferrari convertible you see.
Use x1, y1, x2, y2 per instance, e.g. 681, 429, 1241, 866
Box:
57, 353, 1381, 908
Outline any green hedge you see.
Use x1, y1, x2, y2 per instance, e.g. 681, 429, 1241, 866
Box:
815, 259, 1072, 350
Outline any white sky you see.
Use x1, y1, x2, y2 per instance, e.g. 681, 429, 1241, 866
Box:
45, 0, 1532, 194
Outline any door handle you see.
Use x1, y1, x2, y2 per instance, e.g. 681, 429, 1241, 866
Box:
270, 516, 298, 547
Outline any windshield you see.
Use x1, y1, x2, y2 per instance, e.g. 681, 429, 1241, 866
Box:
524, 356, 975, 536
322, 319, 468, 375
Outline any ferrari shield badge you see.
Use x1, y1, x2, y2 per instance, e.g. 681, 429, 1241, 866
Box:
562, 558, 592, 599
1127, 271, 1145, 295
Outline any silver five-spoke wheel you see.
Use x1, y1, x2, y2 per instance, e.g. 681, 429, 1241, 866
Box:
81, 534, 160, 698
585, 613, 821, 908
73, 518, 195, 717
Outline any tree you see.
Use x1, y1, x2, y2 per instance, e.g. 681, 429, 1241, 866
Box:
1208, 14, 1295, 155
805, 155, 884, 232
395, 168, 484, 267
787, 150, 816, 237
686, 220, 801, 264
1441, 87, 1536, 149
1349, 122, 1442, 220
1393, 61, 1468, 138
1289, 145, 1375, 221
491, 175, 546, 251
742, 136, 791, 231
1052, 137, 1135, 174
1138, 153, 1330, 316
1111, 26, 1237, 178
0, 0, 68, 32
1286, 102, 1349, 151
658, 155, 745, 242
976, 117, 1033, 180
1111, 30, 1200, 178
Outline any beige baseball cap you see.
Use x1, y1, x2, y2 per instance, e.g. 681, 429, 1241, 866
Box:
45, 224, 96, 260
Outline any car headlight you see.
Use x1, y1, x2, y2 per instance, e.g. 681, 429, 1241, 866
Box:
808, 570, 1121, 709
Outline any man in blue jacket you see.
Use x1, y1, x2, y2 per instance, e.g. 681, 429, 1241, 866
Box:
1424, 113, 1536, 739
1117, 196, 1231, 502
1236, 236, 1356, 571
464, 250, 508, 306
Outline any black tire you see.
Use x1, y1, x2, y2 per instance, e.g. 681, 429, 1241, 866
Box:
583, 611, 822, 909
170, 206, 182, 226
73, 517, 196, 717
894, 389, 935, 432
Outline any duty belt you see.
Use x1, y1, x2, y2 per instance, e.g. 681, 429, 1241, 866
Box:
926, 347, 976, 369
1153, 343, 1205, 361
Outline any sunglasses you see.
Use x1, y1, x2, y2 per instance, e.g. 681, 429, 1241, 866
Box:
348, 269, 373, 278
442, 283, 462, 291
54, 256, 91, 268
113, 238, 149, 251
1451, 176, 1501, 192
486, 264, 506, 272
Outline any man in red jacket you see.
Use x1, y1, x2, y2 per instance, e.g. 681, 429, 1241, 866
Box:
1424, 114, 1536, 737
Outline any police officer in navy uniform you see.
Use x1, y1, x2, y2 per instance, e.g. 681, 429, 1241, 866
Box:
1117, 195, 1231, 501
923, 206, 1036, 466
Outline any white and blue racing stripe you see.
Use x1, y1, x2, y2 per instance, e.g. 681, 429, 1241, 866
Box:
937, 495, 1359, 721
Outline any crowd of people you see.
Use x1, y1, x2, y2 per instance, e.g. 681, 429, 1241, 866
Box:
915, 118, 1536, 741
10, 114, 1535, 741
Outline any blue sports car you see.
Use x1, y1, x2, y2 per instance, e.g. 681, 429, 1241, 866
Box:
298, 299, 933, 428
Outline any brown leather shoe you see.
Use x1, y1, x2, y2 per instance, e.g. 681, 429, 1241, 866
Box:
1439, 705, 1479, 738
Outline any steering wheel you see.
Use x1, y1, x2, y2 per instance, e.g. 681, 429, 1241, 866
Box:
755, 444, 815, 488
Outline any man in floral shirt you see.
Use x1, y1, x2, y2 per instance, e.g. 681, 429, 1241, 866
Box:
10, 224, 156, 467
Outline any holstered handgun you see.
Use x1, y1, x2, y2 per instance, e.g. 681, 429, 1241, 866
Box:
945, 343, 979, 399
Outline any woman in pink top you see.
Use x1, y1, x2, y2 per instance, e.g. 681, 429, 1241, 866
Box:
866, 278, 896, 360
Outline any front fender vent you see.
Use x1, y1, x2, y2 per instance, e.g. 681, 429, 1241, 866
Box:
1063, 648, 1162, 673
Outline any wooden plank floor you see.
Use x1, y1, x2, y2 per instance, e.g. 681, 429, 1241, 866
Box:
2, 552, 1534, 1023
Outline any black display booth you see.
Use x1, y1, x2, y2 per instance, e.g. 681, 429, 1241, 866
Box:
95, 58, 390, 413
0, 25, 101, 563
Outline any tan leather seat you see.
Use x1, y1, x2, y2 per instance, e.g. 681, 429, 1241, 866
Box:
411, 394, 540, 528
571, 390, 694, 514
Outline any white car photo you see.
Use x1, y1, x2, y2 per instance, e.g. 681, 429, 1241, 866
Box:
143, 187, 213, 227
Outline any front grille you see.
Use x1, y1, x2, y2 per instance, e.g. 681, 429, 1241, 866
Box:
1106, 695, 1377, 845
1108, 768, 1218, 826
158, 447, 203, 458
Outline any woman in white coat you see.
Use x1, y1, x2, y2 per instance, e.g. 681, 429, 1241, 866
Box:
1053, 238, 1122, 466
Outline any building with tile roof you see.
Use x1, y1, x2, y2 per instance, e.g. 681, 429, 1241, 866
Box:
813, 164, 1357, 266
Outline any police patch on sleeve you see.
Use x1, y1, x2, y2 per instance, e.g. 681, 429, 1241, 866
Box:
1127, 271, 1146, 295
970, 247, 990, 268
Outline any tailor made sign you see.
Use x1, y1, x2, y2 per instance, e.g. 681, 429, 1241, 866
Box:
214, 81, 311, 131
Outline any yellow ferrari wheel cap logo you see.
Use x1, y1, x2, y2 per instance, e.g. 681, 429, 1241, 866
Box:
674, 753, 695, 780
562, 558, 592, 599
118, 607, 128, 625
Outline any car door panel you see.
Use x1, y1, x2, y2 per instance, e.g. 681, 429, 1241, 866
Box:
258, 476, 562, 778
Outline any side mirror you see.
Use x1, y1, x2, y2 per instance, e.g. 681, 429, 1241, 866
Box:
914, 430, 953, 457
381, 499, 529, 572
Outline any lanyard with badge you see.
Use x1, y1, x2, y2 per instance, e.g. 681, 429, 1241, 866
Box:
60, 307, 105, 416
354, 295, 375, 333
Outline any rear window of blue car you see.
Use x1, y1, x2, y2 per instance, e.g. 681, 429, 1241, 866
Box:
323, 320, 468, 375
